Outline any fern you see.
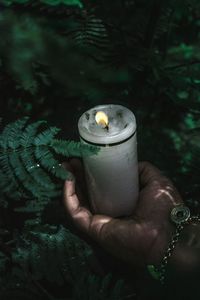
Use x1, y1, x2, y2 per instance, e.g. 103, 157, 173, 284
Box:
65, 14, 111, 64
12, 224, 124, 299
0, 0, 83, 8
13, 225, 93, 284
66, 15, 109, 48
51, 139, 99, 157
0, 117, 99, 202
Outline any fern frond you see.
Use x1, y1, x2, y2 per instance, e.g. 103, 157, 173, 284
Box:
66, 15, 109, 49
51, 139, 99, 157
0, 118, 98, 201
1, 0, 83, 8
20, 121, 46, 148
15, 198, 50, 214
34, 127, 60, 146
0, 117, 29, 149
34, 146, 68, 180
0, 152, 23, 199
20, 149, 57, 190
9, 151, 46, 199
13, 225, 93, 284
65, 14, 112, 65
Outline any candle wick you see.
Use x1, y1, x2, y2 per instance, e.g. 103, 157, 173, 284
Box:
105, 125, 109, 131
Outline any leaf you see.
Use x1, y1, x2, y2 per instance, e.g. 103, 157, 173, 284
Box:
51, 139, 99, 157
41, 0, 83, 8
12, 225, 93, 284
1, 0, 83, 8
0, 118, 97, 204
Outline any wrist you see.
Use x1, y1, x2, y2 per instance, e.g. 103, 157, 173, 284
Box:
169, 222, 200, 275
147, 217, 176, 266
147, 206, 200, 284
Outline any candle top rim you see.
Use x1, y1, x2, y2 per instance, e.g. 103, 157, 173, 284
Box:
78, 104, 136, 144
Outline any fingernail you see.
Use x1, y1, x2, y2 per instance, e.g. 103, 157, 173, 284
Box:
67, 171, 75, 182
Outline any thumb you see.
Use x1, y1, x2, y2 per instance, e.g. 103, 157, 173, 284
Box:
64, 180, 112, 236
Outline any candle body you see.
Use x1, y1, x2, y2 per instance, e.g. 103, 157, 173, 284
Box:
81, 135, 138, 217
78, 104, 139, 217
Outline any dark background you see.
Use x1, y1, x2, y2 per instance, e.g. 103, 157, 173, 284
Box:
0, 0, 200, 299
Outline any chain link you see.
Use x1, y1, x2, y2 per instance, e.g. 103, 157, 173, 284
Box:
153, 214, 200, 284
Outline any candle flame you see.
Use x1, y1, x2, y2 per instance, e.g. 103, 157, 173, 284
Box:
95, 111, 109, 128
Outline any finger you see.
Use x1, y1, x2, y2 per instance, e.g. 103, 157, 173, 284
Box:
68, 158, 90, 207
62, 159, 84, 181
64, 181, 145, 265
62, 160, 86, 204
139, 161, 167, 187
64, 180, 92, 232
91, 218, 147, 266
68, 158, 85, 184
61, 161, 75, 180
139, 161, 183, 205
64, 180, 113, 237
66, 158, 88, 196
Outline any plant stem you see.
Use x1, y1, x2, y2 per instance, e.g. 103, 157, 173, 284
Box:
165, 60, 200, 70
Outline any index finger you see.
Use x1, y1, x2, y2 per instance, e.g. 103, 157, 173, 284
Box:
67, 158, 85, 186
64, 180, 92, 232
63, 180, 113, 238
139, 161, 166, 187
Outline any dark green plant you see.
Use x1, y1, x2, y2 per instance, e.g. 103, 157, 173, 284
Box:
0, 225, 124, 300
0, 117, 98, 222
0, 0, 83, 8
0, 118, 125, 299
0, 117, 98, 200
12, 225, 93, 284
0, 0, 200, 299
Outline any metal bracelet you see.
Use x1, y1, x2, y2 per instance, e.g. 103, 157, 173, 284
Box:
148, 205, 200, 284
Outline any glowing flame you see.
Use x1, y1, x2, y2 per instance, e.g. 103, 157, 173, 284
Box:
95, 111, 109, 128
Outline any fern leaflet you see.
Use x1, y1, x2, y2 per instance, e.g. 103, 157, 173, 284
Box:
0, 118, 99, 203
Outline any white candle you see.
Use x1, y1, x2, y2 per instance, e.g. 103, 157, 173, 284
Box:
78, 104, 139, 217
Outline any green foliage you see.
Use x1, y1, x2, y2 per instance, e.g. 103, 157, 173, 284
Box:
0, 0, 83, 8
51, 139, 99, 157
66, 14, 110, 56
0, 0, 200, 107
13, 225, 93, 284
0, 225, 124, 300
0, 117, 98, 200
0, 118, 98, 220
0, 0, 200, 299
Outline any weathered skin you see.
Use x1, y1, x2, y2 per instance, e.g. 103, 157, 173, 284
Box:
63, 159, 200, 280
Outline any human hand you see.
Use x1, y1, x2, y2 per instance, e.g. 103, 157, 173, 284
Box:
63, 159, 183, 268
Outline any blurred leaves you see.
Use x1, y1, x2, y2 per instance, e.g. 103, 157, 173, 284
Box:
0, 1, 200, 299
0, 0, 83, 8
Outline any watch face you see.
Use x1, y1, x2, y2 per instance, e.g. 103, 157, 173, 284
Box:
170, 205, 191, 225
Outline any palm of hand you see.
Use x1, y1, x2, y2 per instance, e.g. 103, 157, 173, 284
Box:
133, 167, 183, 265
64, 160, 183, 267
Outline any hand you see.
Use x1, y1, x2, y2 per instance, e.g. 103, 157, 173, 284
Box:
63, 159, 183, 268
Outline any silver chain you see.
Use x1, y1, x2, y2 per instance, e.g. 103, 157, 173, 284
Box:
154, 214, 200, 284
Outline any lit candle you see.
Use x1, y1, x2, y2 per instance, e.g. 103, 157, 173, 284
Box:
78, 104, 139, 217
